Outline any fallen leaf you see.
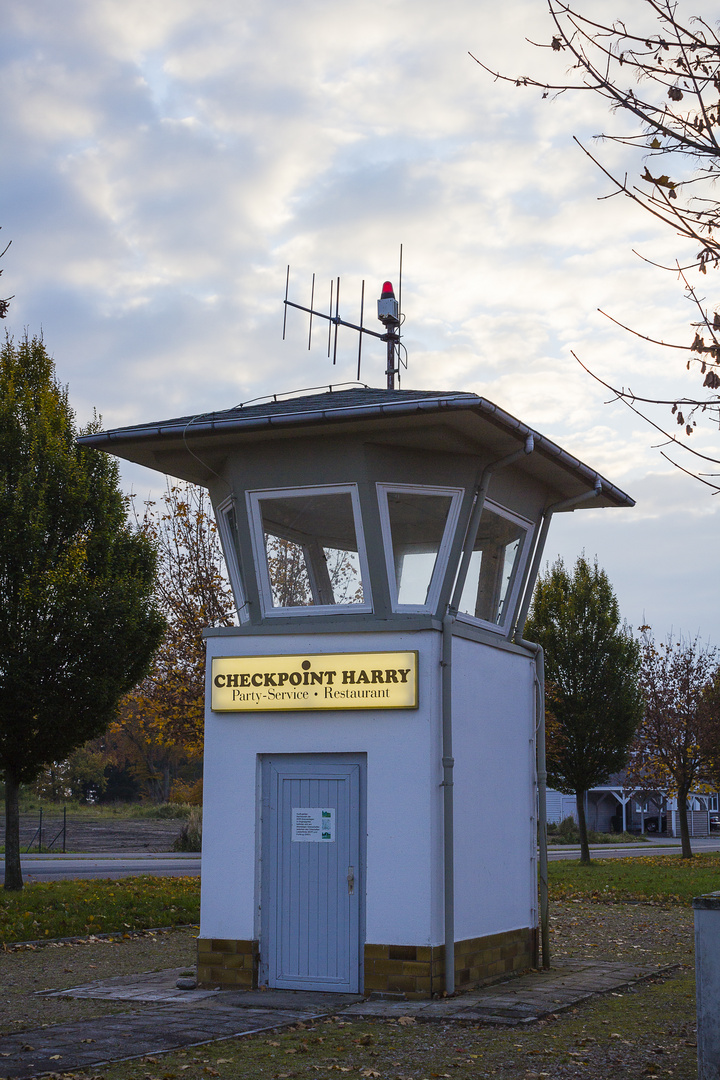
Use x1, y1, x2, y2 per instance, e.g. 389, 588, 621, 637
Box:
397, 1016, 415, 1025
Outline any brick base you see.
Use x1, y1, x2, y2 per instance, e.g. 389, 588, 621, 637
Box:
364, 927, 536, 999
197, 938, 257, 988
197, 927, 535, 997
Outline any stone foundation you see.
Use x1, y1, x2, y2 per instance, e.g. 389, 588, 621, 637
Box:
197, 927, 535, 996
364, 927, 536, 998
197, 938, 257, 988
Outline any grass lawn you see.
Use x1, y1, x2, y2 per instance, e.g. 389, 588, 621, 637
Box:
1, 852, 717, 946
0, 876, 200, 944
15, 799, 194, 819
549, 852, 720, 905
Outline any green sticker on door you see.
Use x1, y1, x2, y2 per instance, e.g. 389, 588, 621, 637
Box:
292, 807, 335, 842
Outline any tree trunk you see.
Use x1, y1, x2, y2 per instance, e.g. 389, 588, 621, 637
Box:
4, 770, 23, 891
576, 789, 591, 864
677, 789, 693, 859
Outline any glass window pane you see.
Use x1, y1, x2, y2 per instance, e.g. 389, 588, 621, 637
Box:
458, 506, 526, 625
259, 492, 365, 608
387, 492, 453, 606
221, 502, 241, 565
219, 501, 247, 621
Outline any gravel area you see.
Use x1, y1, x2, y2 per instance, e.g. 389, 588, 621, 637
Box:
0, 816, 186, 854
549, 898, 693, 966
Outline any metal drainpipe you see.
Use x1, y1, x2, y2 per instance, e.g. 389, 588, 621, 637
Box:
441, 435, 534, 995
513, 480, 603, 970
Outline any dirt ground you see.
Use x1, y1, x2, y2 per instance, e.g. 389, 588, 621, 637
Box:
0, 928, 199, 1035
0, 902, 699, 1080
0, 816, 186, 853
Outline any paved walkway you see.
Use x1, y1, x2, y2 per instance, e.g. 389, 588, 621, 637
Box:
0, 960, 675, 1079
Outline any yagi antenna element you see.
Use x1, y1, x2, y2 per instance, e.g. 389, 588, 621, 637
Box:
282, 248, 407, 389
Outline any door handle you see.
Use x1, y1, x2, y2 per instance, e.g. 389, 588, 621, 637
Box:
347, 866, 355, 895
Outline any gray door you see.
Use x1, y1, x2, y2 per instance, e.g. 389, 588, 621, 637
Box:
260, 754, 364, 993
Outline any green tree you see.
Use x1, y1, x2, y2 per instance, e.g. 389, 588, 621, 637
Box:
525, 556, 643, 863
0, 335, 165, 890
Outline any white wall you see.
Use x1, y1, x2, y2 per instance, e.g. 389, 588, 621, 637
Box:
200, 629, 442, 946
200, 627, 537, 949
452, 636, 536, 941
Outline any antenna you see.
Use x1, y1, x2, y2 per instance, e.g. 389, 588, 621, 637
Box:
283, 249, 406, 388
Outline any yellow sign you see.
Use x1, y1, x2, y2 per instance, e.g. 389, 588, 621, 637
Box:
211, 651, 418, 712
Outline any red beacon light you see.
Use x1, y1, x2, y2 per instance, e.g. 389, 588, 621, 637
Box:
378, 280, 399, 325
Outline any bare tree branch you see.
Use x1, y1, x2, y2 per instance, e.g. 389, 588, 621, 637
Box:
475, 0, 720, 478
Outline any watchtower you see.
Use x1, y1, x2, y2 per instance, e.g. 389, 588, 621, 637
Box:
82, 383, 633, 996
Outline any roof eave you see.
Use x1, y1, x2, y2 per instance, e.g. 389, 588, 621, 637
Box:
77, 392, 635, 509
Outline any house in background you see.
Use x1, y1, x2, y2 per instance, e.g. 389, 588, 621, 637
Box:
547, 776, 720, 837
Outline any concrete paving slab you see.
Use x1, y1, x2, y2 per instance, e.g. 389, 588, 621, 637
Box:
42, 971, 362, 1011
344, 959, 675, 1026
0, 958, 678, 1078
41, 968, 219, 1004
0, 1005, 326, 1079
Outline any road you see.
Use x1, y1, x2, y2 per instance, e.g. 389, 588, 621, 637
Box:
547, 836, 720, 860
1, 837, 718, 881
0, 852, 201, 883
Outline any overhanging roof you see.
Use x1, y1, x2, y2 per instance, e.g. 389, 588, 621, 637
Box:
78, 386, 634, 509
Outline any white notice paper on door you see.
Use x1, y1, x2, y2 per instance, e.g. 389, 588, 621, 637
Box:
291, 807, 335, 842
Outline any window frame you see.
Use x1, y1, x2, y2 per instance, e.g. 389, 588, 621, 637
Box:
247, 483, 373, 617
454, 498, 533, 635
376, 482, 464, 614
215, 496, 249, 624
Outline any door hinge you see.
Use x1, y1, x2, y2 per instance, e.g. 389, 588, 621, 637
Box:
347, 866, 355, 895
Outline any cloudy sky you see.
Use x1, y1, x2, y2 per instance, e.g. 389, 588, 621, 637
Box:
3, 0, 718, 643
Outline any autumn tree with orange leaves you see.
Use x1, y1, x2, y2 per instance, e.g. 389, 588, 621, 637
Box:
112, 483, 235, 801
627, 630, 718, 858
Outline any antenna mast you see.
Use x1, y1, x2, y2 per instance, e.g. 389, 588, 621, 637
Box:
377, 280, 401, 390
283, 249, 406, 388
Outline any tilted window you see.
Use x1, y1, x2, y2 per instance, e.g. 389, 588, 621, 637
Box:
248, 486, 371, 615
216, 497, 248, 623
456, 500, 530, 630
378, 484, 463, 612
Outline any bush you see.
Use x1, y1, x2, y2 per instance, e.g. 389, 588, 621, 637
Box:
134, 802, 194, 820
169, 777, 203, 806
546, 815, 648, 845
173, 807, 202, 852
558, 815, 580, 842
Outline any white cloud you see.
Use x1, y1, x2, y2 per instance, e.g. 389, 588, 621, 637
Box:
2, 0, 719, 642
